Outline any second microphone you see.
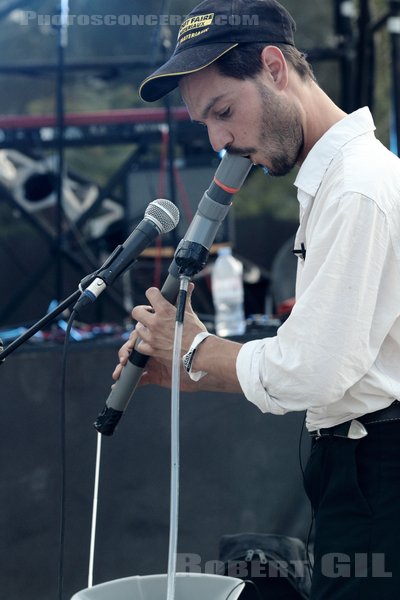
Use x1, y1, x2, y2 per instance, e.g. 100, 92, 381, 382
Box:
74, 198, 180, 313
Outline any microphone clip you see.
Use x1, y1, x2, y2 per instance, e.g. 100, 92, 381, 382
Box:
174, 241, 209, 278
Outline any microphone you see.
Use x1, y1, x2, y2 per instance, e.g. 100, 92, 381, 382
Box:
74, 199, 180, 313
94, 153, 253, 435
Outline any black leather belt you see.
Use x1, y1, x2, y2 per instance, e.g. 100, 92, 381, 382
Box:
311, 400, 400, 440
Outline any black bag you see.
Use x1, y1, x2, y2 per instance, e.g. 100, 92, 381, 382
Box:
218, 533, 312, 599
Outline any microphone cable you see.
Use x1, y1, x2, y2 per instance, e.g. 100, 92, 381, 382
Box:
57, 308, 103, 596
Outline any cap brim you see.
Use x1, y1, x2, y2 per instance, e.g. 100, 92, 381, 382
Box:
139, 42, 238, 102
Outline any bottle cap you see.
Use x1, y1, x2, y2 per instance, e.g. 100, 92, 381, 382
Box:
217, 246, 232, 256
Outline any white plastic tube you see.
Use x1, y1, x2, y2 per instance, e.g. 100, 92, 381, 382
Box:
166, 275, 190, 600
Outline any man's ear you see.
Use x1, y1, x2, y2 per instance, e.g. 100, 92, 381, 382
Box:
260, 45, 288, 90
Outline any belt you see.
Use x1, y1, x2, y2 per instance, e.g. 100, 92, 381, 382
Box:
311, 400, 400, 440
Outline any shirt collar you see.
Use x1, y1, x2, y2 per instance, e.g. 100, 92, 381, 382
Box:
294, 107, 376, 208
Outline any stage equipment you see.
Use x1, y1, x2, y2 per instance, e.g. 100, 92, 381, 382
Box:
0, 149, 123, 237
355, 0, 375, 111
360, 0, 400, 157
334, 0, 358, 111
0, 107, 198, 150
388, 0, 400, 155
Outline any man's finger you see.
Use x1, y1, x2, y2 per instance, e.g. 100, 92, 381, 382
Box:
145, 287, 175, 311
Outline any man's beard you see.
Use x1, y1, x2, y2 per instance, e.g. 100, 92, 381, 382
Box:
227, 82, 304, 177
257, 82, 304, 176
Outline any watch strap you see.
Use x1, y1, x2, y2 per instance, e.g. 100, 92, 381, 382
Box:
182, 331, 212, 381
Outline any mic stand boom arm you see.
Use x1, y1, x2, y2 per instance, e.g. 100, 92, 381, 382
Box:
0, 274, 96, 363
0, 239, 135, 362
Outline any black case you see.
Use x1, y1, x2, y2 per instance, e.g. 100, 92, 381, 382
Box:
218, 532, 312, 599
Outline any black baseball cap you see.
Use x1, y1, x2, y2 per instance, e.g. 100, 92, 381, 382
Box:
139, 0, 296, 102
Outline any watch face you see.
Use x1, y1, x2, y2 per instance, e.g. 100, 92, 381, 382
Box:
183, 350, 195, 373
183, 332, 211, 377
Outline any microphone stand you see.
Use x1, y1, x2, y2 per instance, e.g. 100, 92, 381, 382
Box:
355, 0, 375, 110
153, 1, 179, 249
160, 24, 177, 207
54, 0, 69, 303
334, 0, 357, 112
388, 0, 400, 155
369, 0, 400, 156
0, 195, 179, 362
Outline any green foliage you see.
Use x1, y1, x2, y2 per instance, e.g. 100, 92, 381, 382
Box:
234, 167, 299, 221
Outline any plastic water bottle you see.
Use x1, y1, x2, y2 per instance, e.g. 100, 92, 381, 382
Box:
211, 247, 246, 337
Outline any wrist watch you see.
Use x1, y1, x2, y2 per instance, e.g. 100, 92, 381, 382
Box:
182, 331, 213, 381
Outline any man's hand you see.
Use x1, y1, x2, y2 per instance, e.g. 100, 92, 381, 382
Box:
131, 284, 207, 361
112, 283, 207, 390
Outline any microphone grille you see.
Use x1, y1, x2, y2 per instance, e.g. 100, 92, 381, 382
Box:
145, 199, 180, 234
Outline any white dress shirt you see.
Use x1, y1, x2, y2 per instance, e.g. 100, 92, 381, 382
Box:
237, 108, 400, 431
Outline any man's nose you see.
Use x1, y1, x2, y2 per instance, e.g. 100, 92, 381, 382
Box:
207, 125, 234, 153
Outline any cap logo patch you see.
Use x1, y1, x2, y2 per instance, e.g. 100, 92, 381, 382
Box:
178, 12, 214, 44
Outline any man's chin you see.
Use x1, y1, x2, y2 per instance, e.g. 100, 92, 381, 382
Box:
267, 156, 298, 177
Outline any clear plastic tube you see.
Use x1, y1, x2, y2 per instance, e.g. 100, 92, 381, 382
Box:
166, 275, 190, 600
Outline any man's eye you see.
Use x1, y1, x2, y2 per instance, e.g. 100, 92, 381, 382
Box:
219, 107, 231, 119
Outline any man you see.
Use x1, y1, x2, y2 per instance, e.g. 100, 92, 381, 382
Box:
113, 1, 400, 598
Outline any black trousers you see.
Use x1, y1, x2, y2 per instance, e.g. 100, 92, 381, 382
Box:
304, 421, 400, 600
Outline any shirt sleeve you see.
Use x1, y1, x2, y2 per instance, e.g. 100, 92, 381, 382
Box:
236, 192, 393, 414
